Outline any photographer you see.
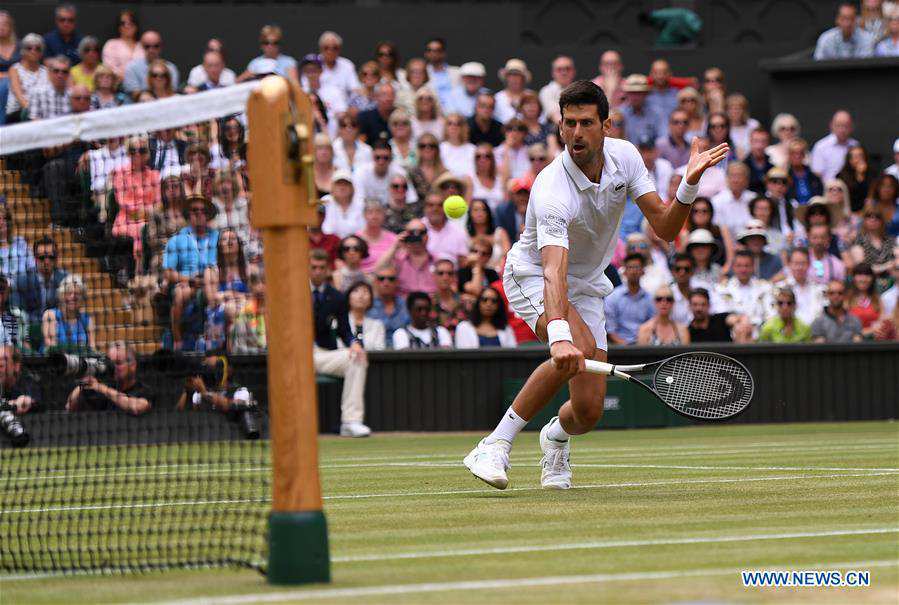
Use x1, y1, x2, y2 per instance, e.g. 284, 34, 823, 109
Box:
374, 218, 437, 296
65, 342, 152, 415
0, 345, 41, 414
175, 351, 259, 439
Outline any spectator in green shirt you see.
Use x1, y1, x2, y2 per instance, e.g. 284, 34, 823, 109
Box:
758, 287, 811, 343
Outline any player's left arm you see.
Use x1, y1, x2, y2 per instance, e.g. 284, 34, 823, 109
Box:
635, 138, 730, 242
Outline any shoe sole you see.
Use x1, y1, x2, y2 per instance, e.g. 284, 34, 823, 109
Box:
463, 452, 509, 490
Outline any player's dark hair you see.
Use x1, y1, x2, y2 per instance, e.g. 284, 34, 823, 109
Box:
470, 286, 507, 329
558, 80, 610, 122
688, 287, 710, 302
371, 139, 391, 152
623, 253, 646, 267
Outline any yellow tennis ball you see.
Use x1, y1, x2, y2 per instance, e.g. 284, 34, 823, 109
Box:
443, 195, 468, 219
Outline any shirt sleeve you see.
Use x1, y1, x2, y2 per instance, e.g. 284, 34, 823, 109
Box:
622, 142, 657, 200
533, 180, 575, 250
392, 328, 410, 350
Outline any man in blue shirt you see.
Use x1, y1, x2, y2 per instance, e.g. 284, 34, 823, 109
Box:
445, 62, 488, 118
645, 60, 678, 122
605, 253, 656, 344
163, 195, 219, 349
44, 4, 82, 66
424, 38, 459, 109
368, 266, 409, 348
619, 74, 665, 146
814, 2, 875, 60
123, 31, 180, 97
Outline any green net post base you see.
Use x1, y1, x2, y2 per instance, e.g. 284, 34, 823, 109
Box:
268, 510, 331, 584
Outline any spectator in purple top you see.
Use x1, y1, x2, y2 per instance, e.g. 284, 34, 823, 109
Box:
655, 108, 691, 169
374, 218, 437, 296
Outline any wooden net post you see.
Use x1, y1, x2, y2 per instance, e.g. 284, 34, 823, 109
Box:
247, 76, 330, 585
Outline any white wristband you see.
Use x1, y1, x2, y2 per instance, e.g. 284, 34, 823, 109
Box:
547, 319, 573, 345
675, 179, 699, 205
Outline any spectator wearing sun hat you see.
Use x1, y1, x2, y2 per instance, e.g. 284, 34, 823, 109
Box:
494, 59, 533, 124
322, 170, 365, 238
619, 74, 665, 146
737, 219, 783, 280
445, 62, 488, 118
686, 229, 723, 292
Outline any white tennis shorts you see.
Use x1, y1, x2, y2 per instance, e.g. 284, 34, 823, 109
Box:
503, 265, 608, 351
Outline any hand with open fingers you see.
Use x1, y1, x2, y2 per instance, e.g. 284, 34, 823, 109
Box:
684, 137, 730, 185
550, 340, 585, 378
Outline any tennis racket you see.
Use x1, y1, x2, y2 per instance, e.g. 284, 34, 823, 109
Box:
559, 351, 754, 420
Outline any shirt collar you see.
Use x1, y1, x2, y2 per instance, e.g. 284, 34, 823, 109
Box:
561, 146, 620, 193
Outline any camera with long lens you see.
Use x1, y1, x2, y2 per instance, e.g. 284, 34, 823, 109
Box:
229, 388, 260, 440
0, 402, 29, 447
49, 352, 112, 379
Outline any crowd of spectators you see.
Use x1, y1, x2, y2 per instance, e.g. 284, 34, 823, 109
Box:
0, 2, 897, 374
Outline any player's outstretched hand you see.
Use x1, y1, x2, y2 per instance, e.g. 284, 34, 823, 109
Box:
684, 138, 729, 185
550, 340, 585, 378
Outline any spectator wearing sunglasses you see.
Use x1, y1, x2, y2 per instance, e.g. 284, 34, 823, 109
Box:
375, 218, 437, 297
496, 118, 531, 182
457, 235, 499, 298
368, 266, 409, 348
69, 36, 102, 91
123, 31, 179, 97
333, 235, 369, 293
763, 167, 800, 237
238, 25, 297, 85
430, 258, 464, 334
102, 9, 142, 80
12, 236, 67, 326
28, 55, 70, 120
356, 140, 417, 206
765, 113, 801, 170
811, 280, 863, 343
348, 61, 380, 114
758, 287, 811, 343
383, 175, 420, 234
445, 61, 487, 118
454, 286, 515, 348
333, 115, 373, 175
321, 170, 364, 239
668, 253, 695, 325
44, 4, 82, 66
656, 109, 692, 169
387, 109, 416, 169
637, 285, 690, 345
318, 31, 359, 100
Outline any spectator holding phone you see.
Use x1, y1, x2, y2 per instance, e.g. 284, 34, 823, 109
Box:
375, 218, 437, 296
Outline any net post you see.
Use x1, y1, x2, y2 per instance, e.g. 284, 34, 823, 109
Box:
247, 76, 330, 585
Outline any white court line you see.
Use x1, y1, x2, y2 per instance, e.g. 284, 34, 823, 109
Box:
149, 560, 899, 605
8, 441, 898, 483
332, 527, 899, 563
3, 471, 896, 515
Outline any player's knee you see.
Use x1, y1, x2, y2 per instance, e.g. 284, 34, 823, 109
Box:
571, 402, 603, 430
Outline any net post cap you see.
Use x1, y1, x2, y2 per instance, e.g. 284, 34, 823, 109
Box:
268, 510, 331, 584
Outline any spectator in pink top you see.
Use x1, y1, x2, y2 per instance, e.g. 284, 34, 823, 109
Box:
101, 9, 143, 80
374, 218, 437, 296
422, 192, 468, 268
357, 200, 397, 274
110, 137, 161, 265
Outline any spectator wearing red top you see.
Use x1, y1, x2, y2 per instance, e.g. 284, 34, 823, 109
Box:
375, 218, 437, 296
308, 204, 340, 268
846, 262, 881, 336
110, 137, 162, 265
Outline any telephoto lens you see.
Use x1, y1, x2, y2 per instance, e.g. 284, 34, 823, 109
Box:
0, 406, 29, 447
231, 388, 260, 440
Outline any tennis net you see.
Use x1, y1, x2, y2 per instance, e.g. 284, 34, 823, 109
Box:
0, 85, 273, 576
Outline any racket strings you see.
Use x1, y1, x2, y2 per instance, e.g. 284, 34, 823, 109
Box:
653, 353, 753, 420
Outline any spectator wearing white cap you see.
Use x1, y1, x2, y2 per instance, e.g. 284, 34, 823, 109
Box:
713, 249, 774, 331
423, 38, 459, 109
619, 74, 664, 146
539, 55, 576, 124
737, 220, 783, 280
322, 170, 365, 238
445, 62, 488, 118
810, 110, 858, 181
318, 31, 359, 100
711, 162, 755, 236
494, 59, 533, 124
883, 137, 899, 181
686, 229, 723, 292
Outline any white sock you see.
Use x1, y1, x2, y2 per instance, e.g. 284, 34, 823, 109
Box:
546, 417, 571, 443
485, 406, 527, 446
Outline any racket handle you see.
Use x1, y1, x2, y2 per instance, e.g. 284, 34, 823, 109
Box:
551, 358, 617, 376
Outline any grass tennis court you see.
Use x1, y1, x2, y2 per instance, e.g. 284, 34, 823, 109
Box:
2, 420, 897, 604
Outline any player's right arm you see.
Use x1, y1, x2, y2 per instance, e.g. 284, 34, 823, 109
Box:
541, 245, 584, 377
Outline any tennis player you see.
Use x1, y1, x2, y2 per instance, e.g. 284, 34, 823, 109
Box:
464, 80, 728, 489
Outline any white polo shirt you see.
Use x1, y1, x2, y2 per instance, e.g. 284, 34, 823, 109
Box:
505, 139, 656, 298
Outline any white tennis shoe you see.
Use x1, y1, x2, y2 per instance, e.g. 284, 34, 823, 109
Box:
463, 438, 511, 489
540, 417, 572, 489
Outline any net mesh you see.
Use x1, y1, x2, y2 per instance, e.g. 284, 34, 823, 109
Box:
0, 90, 271, 576
652, 352, 754, 420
